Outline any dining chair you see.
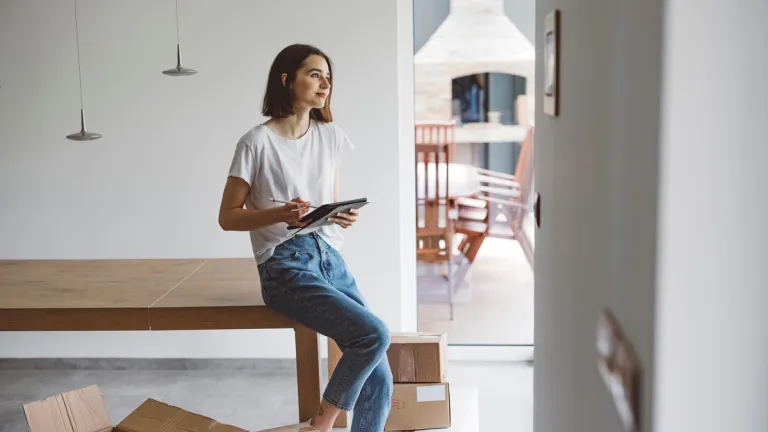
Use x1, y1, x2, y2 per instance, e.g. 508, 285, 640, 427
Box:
455, 126, 535, 266
415, 142, 457, 320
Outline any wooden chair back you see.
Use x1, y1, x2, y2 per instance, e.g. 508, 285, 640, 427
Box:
415, 143, 454, 262
415, 121, 456, 162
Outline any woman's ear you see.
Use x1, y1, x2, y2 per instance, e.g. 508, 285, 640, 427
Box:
281, 73, 288, 87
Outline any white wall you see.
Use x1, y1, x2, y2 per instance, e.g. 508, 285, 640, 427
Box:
654, 0, 768, 431
534, 0, 767, 430
0, 0, 416, 358
533, 0, 662, 431
396, 0, 418, 333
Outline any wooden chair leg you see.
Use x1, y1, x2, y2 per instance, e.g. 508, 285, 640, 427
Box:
327, 338, 348, 428
295, 325, 321, 423
463, 234, 486, 264
447, 256, 454, 320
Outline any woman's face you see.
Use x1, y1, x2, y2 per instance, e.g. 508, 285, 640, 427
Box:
286, 54, 332, 111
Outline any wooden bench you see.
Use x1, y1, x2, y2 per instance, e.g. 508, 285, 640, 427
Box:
0, 258, 331, 424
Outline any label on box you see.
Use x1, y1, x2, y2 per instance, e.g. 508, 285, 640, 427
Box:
416, 384, 447, 402
385, 383, 451, 431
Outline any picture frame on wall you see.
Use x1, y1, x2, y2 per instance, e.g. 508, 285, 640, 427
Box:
544, 10, 560, 116
596, 308, 642, 432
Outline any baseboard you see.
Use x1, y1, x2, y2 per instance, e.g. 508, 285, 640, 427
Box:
0, 357, 329, 372
447, 345, 534, 363
0, 347, 533, 370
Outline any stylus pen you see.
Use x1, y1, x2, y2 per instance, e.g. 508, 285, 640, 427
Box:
269, 198, 318, 209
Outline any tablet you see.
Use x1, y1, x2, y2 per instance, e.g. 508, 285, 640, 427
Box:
287, 198, 370, 233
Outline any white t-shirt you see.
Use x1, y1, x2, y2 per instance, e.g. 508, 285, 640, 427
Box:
227, 119, 355, 264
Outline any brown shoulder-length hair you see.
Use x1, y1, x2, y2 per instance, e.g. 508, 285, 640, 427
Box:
261, 44, 333, 122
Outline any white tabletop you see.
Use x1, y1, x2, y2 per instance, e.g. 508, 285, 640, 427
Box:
416, 162, 480, 199
454, 123, 528, 144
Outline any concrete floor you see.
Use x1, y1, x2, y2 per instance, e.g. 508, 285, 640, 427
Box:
418, 236, 535, 345
0, 360, 532, 431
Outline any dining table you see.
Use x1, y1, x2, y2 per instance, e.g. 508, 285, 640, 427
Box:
452, 123, 528, 167
453, 123, 528, 144
416, 161, 481, 200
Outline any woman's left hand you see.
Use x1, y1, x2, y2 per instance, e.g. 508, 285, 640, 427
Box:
330, 208, 359, 229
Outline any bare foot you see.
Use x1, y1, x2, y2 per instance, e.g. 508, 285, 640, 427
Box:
310, 401, 341, 431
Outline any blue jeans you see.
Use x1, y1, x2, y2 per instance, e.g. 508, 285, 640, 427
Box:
258, 232, 393, 432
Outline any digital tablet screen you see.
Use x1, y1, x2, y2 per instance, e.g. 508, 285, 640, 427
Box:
287, 198, 369, 231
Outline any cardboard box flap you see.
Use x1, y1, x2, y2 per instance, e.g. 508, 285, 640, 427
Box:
115, 398, 247, 432
390, 332, 445, 343
23, 394, 74, 432
256, 424, 319, 432
388, 332, 447, 383
23, 385, 112, 432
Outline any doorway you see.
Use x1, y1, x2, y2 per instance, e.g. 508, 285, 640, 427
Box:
412, 0, 536, 358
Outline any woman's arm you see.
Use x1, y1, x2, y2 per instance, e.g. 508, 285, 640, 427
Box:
218, 176, 309, 231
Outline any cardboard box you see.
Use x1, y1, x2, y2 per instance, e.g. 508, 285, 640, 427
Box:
384, 382, 451, 431
257, 425, 318, 432
21, 384, 314, 432
388, 332, 447, 383
116, 399, 247, 432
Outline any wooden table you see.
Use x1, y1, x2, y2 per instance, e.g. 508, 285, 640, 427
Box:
0, 258, 324, 423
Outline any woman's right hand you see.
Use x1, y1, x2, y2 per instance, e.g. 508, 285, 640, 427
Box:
277, 197, 312, 226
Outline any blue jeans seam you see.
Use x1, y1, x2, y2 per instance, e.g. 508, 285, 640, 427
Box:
320, 256, 332, 284
356, 375, 370, 430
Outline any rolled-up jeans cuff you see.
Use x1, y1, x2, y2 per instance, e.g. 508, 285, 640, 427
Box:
323, 395, 353, 412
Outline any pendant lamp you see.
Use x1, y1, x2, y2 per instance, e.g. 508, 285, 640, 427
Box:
66, 0, 101, 141
162, 0, 197, 76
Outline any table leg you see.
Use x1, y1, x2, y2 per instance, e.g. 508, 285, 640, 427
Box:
295, 325, 321, 422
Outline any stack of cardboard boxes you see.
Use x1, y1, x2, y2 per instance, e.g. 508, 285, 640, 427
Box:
384, 332, 451, 431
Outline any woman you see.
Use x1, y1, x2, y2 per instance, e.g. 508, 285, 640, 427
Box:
218, 44, 393, 432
